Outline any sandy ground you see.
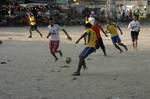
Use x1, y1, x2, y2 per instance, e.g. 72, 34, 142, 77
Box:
0, 25, 150, 99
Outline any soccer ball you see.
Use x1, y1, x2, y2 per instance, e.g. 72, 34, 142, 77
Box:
65, 57, 71, 64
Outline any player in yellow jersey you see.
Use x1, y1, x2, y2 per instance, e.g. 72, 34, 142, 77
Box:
106, 19, 128, 53
28, 13, 42, 38
72, 23, 97, 76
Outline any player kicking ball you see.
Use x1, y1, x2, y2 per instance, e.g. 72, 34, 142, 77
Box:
72, 23, 97, 76
47, 18, 72, 61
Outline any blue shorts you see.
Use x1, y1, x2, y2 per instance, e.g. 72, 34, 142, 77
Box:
79, 47, 96, 59
111, 35, 121, 44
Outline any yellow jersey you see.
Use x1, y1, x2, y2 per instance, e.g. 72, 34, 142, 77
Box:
106, 23, 118, 37
85, 29, 97, 48
29, 16, 36, 26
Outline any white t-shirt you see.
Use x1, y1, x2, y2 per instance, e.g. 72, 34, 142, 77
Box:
128, 20, 140, 32
48, 24, 61, 41
88, 16, 95, 25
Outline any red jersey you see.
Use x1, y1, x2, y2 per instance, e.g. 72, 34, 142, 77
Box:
92, 24, 101, 38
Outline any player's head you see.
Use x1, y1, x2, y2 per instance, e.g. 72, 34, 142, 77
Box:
85, 23, 92, 29
133, 15, 139, 21
29, 12, 33, 16
49, 17, 55, 25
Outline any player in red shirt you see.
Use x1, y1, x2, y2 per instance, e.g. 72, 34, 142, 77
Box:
92, 19, 108, 56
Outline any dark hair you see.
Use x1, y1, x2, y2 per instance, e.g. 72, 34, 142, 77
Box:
49, 17, 53, 20
133, 14, 139, 20
85, 23, 92, 28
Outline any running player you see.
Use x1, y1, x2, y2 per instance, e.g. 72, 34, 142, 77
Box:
28, 12, 42, 38
72, 23, 97, 76
128, 15, 140, 50
106, 19, 128, 53
47, 18, 72, 61
92, 18, 108, 56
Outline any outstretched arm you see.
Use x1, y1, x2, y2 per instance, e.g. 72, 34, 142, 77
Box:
62, 29, 72, 41
76, 33, 87, 44
98, 24, 108, 37
117, 25, 123, 35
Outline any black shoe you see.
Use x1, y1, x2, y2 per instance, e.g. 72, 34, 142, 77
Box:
72, 72, 80, 76
28, 36, 32, 38
120, 50, 123, 53
55, 57, 58, 62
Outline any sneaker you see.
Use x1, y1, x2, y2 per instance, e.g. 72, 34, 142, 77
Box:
28, 35, 32, 38
72, 72, 80, 76
120, 50, 123, 53
55, 57, 58, 62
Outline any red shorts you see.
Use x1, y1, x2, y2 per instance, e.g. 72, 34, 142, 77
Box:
49, 40, 59, 53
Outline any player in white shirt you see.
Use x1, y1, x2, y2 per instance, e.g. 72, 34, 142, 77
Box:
128, 15, 140, 50
47, 18, 72, 61
88, 14, 95, 25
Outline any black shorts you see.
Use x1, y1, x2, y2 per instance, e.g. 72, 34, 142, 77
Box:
131, 31, 139, 41
30, 25, 37, 31
95, 37, 105, 49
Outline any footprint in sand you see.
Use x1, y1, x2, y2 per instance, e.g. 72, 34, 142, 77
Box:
59, 65, 70, 68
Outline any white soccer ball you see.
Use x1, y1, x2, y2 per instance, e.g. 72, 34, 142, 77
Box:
65, 57, 71, 64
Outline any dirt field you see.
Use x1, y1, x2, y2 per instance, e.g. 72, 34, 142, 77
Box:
0, 25, 150, 99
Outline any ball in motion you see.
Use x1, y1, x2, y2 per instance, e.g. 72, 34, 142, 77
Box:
65, 57, 72, 64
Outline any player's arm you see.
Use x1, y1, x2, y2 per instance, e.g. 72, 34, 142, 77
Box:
87, 32, 91, 43
76, 33, 87, 44
62, 29, 72, 41
138, 27, 140, 32
128, 22, 132, 31
138, 22, 141, 32
98, 24, 108, 37
46, 32, 51, 38
117, 25, 123, 35
105, 25, 109, 34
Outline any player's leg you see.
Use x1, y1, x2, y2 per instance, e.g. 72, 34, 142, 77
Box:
131, 31, 136, 49
98, 38, 107, 56
73, 58, 84, 75
82, 59, 87, 70
80, 47, 96, 67
135, 40, 138, 50
49, 41, 58, 61
118, 42, 128, 51
72, 47, 95, 76
72, 48, 88, 76
58, 50, 63, 57
28, 26, 33, 38
112, 36, 123, 53
53, 41, 63, 57
35, 25, 42, 38
135, 32, 139, 50
114, 43, 123, 53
